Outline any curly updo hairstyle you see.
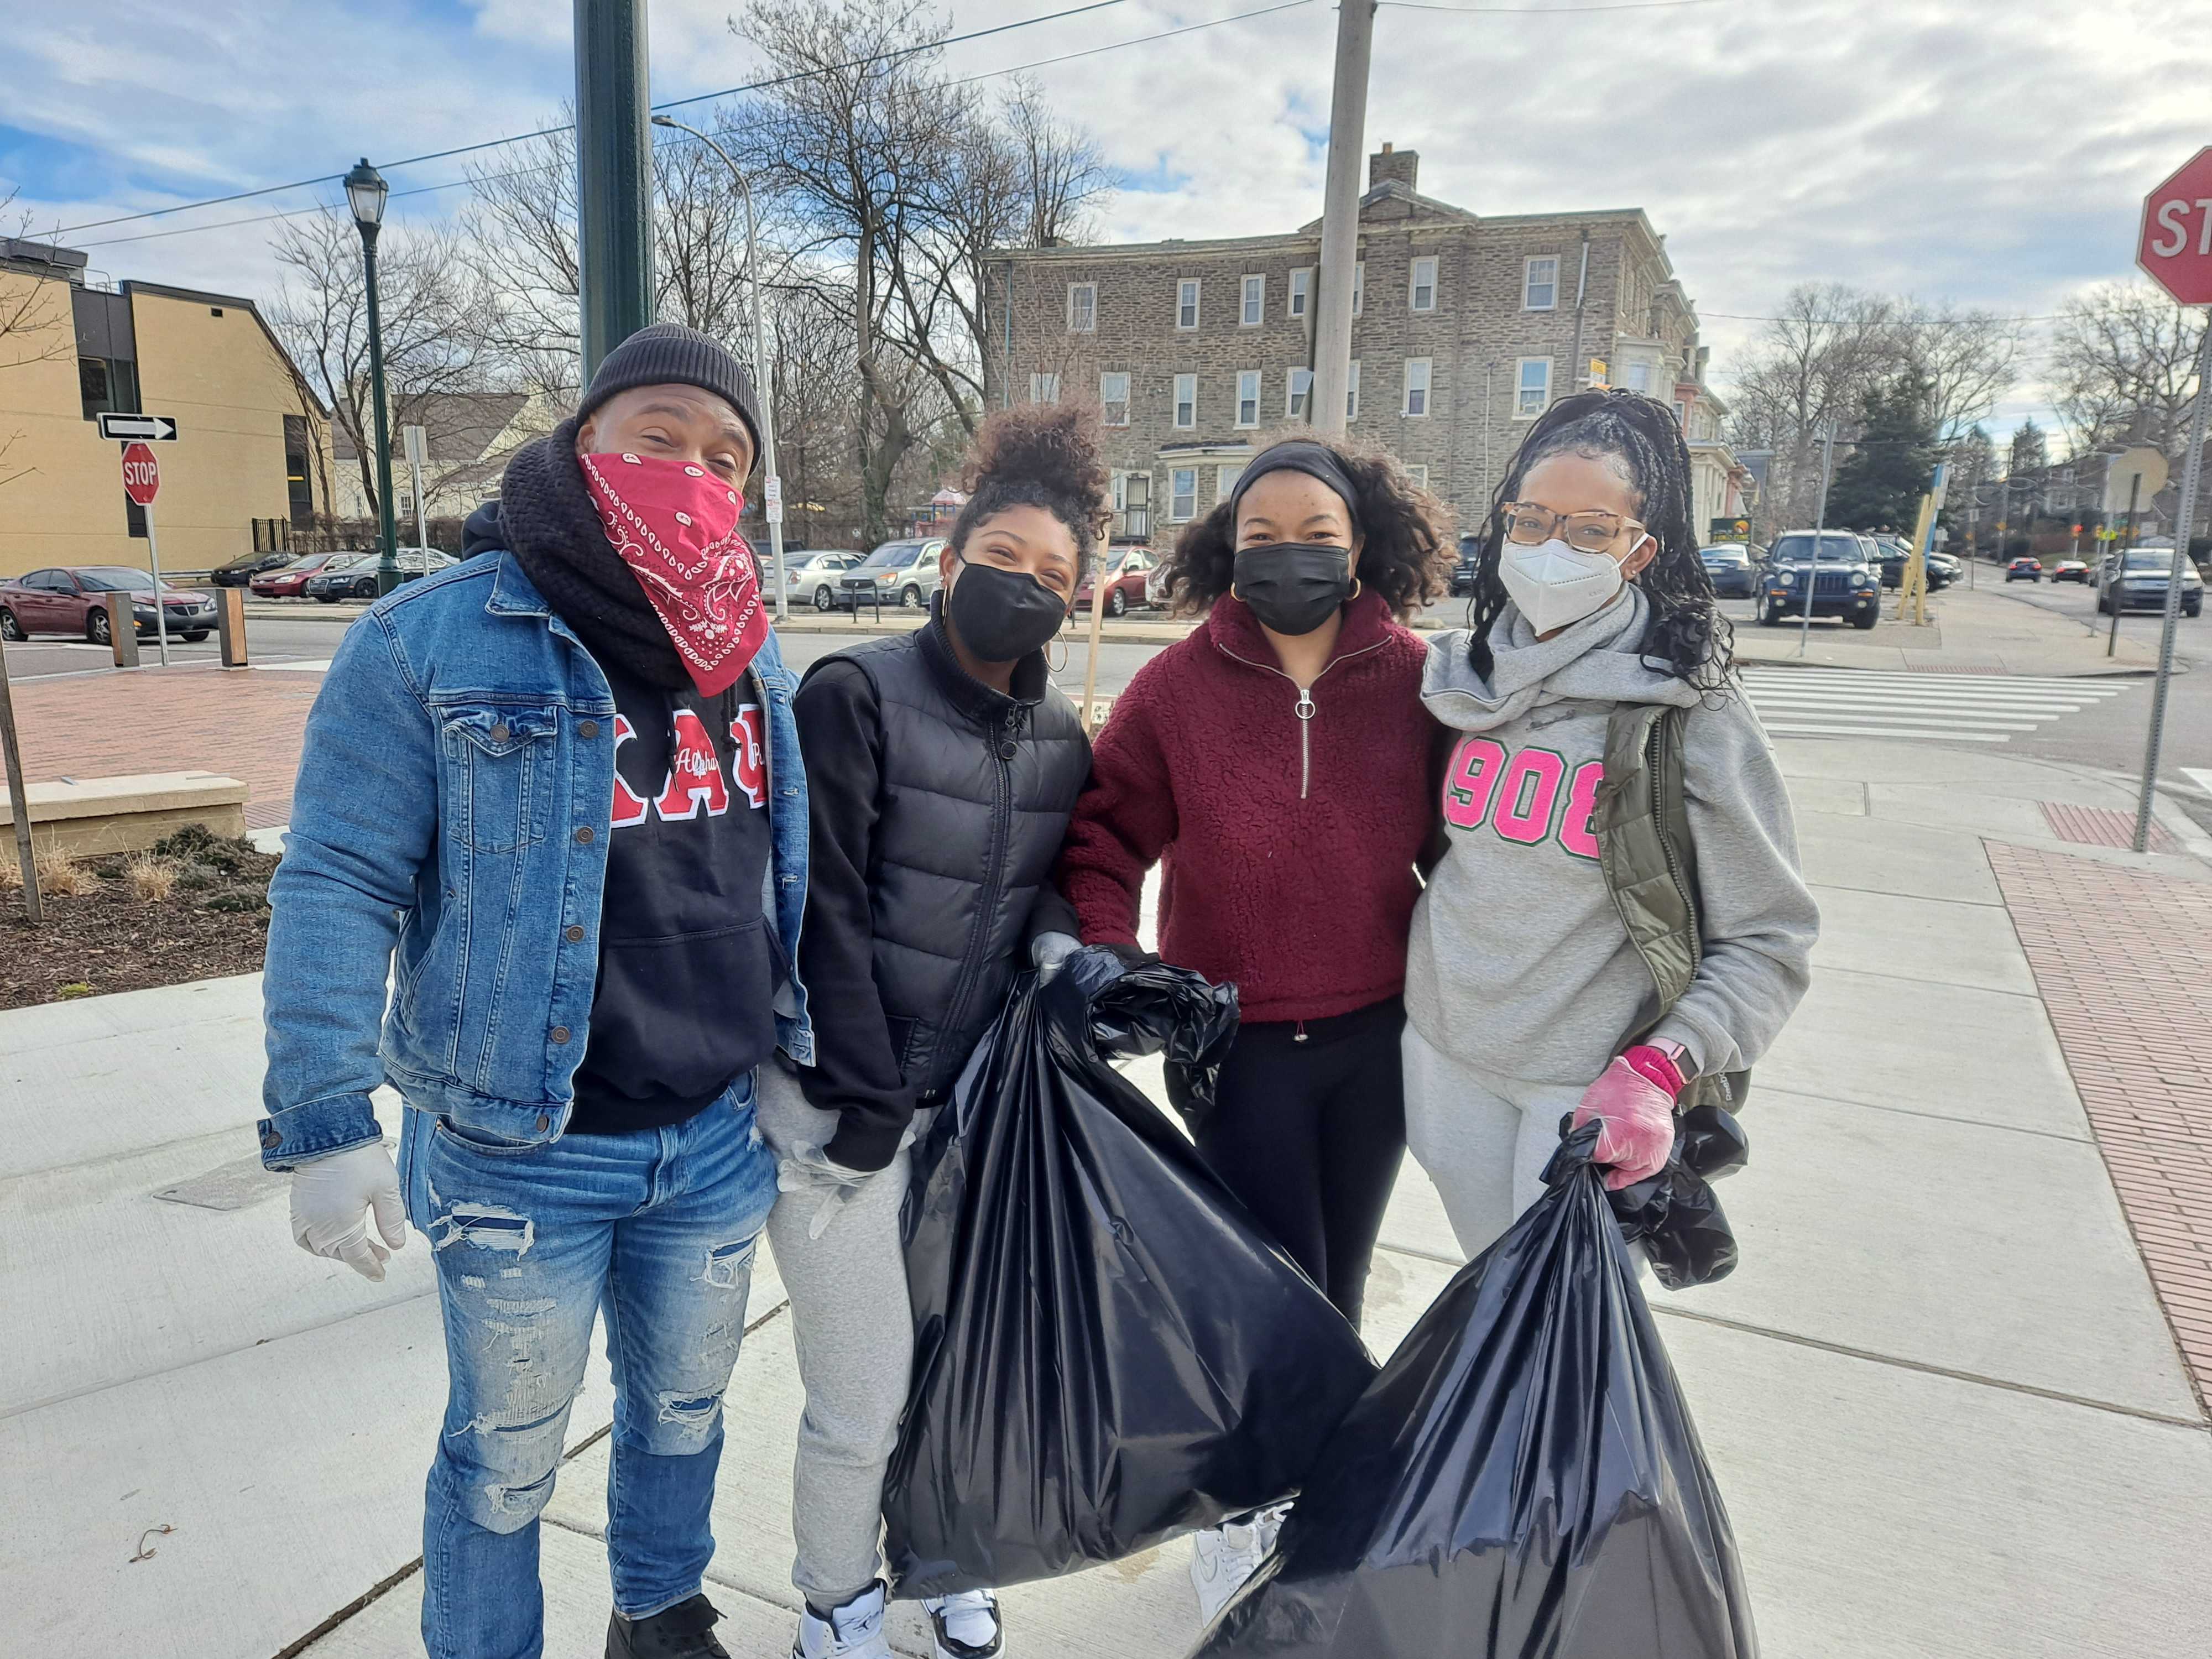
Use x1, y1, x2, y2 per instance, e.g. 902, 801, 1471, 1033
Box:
946, 403, 1112, 570
1154, 431, 1458, 620
1466, 388, 1732, 692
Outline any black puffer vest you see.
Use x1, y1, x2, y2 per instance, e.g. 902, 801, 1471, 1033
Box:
815, 609, 1089, 1097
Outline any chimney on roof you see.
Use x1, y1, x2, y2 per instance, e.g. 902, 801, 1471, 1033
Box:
1368, 143, 1418, 192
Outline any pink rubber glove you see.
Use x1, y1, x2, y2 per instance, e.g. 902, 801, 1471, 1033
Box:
1571, 1047, 1682, 1191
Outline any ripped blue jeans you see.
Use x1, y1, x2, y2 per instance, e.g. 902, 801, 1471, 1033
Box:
398, 1074, 776, 1659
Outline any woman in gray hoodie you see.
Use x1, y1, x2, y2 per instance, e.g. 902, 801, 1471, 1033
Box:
1405, 389, 1818, 1256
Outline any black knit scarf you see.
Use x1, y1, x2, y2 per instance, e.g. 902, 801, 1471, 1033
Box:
499, 417, 691, 690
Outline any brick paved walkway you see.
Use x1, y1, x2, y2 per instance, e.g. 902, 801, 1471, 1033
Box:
1991, 842, 2212, 1417
3, 662, 321, 830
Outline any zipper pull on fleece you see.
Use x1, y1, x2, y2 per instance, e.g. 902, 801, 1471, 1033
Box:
1293, 1020, 1308, 1044
1294, 687, 1316, 801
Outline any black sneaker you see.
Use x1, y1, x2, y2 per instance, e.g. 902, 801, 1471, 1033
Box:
607, 1593, 732, 1659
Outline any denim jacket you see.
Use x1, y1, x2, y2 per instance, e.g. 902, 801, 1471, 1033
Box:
258, 550, 813, 1169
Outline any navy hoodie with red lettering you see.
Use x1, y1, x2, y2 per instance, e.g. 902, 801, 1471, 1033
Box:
1058, 589, 1434, 1024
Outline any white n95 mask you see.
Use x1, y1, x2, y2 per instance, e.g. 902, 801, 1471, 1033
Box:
1499, 535, 1646, 634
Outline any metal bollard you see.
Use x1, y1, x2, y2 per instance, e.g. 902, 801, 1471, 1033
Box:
107, 593, 140, 668
217, 587, 248, 667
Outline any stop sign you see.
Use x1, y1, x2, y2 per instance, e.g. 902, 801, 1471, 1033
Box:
2138, 147, 2212, 305
120, 441, 160, 506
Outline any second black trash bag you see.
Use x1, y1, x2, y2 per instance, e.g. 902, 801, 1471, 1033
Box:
1191, 1120, 1757, 1659
883, 952, 1377, 1596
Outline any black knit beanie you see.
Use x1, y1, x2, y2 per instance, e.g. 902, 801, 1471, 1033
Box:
576, 322, 761, 466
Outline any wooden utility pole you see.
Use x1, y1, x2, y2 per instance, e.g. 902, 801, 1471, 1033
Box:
0, 640, 42, 923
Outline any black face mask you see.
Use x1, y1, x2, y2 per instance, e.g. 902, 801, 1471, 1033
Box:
946, 559, 1068, 663
1233, 542, 1353, 636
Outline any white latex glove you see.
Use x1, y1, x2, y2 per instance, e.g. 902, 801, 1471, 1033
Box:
776, 1143, 876, 1241
1031, 931, 1081, 984
290, 1142, 406, 1281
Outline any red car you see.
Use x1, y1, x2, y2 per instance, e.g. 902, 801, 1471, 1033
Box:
1074, 546, 1157, 617
0, 565, 217, 644
249, 550, 350, 597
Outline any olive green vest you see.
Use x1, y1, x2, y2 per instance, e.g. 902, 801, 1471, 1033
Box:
1594, 702, 1750, 1115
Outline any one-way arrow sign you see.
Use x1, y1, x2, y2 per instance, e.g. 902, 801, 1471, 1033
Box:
95, 413, 178, 442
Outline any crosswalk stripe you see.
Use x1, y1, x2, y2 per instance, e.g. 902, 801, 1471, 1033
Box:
1741, 671, 2127, 695
1738, 669, 2133, 744
1762, 722, 2012, 743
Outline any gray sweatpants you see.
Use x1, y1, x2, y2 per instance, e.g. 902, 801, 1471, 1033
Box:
756, 1062, 919, 1608
1401, 1024, 1583, 1260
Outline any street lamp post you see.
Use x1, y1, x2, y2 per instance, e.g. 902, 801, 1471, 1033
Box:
345, 159, 402, 599
651, 114, 789, 620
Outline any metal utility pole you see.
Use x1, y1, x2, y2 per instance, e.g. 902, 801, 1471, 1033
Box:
1308, 0, 1375, 439
651, 114, 790, 620
343, 160, 402, 598
1800, 427, 1837, 658
2108, 474, 2140, 659
0, 637, 40, 923
2133, 317, 2212, 852
576, 0, 656, 379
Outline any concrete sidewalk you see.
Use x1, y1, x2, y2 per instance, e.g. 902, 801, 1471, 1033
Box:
4, 735, 2210, 1659
1732, 577, 2169, 675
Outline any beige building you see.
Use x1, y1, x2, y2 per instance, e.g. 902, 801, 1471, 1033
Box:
330, 390, 550, 528
0, 238, 329, 579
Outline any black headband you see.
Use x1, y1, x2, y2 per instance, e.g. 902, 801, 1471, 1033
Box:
1227, 440, 1361, 524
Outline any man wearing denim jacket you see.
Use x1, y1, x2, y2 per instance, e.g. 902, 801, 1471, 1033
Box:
259, 324, 813, 1659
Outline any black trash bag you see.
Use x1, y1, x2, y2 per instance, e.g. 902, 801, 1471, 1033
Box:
884, 960, 1377, 1597
1191, 1119, 1757, 1659
1604, 1100, 1750, 1290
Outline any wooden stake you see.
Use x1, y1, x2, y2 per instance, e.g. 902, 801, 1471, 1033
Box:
0, 640, 42, 924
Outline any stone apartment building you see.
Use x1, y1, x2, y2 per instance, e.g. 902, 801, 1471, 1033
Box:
983, 145, 1748, 546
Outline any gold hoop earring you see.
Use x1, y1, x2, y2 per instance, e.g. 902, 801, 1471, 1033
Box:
1348, 577, 1363, 601
1047, 629, 1070, 674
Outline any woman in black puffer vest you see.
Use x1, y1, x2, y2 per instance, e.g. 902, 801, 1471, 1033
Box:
759, 405, 1107, 1659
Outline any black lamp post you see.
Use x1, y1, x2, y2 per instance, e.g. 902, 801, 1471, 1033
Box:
345, 158, 401, 598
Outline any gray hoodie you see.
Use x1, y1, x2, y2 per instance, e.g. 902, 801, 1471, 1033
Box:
1405, 586, 1817, 1086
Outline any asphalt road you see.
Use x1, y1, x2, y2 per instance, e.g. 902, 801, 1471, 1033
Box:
0, 616, 345, 679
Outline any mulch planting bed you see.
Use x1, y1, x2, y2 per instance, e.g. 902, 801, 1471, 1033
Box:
2, 825, 278, 1009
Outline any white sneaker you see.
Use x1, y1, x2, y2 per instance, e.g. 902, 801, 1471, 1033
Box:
793, 1581, 891, 1659
1190, 1519, 1269, 1627
921, 1587, 1004, 1658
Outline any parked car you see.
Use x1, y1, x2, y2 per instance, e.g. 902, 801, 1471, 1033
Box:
0, 565, 217, 643
304, 547, 455, 602
1757, 530, 1881, 629
1873, 538, 1955, 591
2006, 557, 2043, 582
781, 549, 864, 611
249, 550, 353, 598
2051, 559, 2091, 583
209, 549, 296, 587
1076, 546, 1157, 617
838, 537, 946, 612
1449, 533, 1483, 597
2098, 546, 2204, 618
1698, 542, 1758, 598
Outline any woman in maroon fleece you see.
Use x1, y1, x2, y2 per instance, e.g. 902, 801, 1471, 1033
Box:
1059, 436, 1454, 1333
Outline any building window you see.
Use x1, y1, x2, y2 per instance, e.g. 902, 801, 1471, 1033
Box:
1177, 278, 1201, 330
1236, 370, 1261, 427
1625, 361, 1651, 393
1410, 256, 1437, 312
1289, 268, 1312, 319
1099, 371, 1130, 426
1217, 462, 1245, 502
1673, 399, 1689, 429
78, 356, 139, 422
1067, 283, 1097, 332
1171, 467, 1198, 522
1524, 256, 1559, 311
1286, 367, 1313, 419
1403, 358, 1432, 418
1515, 357, 1551, 418
1241, 274, 1264, 326
1030, 372, 1061, 405
1112, 470, 1151, 540
284, 413, 315, 525
1173, 373, 1197, 429
1352, 260, 1365, 317
1408, 465, 1429, 489
1347, 359, 1361, 421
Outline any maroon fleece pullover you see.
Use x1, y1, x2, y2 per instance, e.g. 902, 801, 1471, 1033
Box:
1059, 589, 1436, 1024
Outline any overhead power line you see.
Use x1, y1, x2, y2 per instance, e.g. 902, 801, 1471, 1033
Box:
947, 0, 1316, 85
1383, 0, 1725, 12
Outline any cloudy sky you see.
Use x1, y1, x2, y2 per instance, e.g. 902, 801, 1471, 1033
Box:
4, 0, 2206, 432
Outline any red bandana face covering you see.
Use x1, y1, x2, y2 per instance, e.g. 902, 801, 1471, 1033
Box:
580, 450, 770, 697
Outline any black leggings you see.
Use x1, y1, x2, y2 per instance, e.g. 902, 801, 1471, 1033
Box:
1172, 997, 1407, 1328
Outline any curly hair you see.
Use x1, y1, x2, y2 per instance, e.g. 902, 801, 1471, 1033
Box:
947, 404, 1112, 568
1154, 430, 1458, 620
1464, 389, 1733, 692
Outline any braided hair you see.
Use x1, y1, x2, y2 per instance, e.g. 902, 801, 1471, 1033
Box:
1465, 388, 1733, 691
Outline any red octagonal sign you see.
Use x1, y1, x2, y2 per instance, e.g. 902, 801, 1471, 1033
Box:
120, 441, 160, 506
2139, 147, 2212, 306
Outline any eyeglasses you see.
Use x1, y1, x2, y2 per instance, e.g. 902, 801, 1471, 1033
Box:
1500, 503, 1645, 554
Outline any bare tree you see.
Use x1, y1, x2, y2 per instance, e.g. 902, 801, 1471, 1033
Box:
1897, 300, 2020, 441
2049, 282, 2208, 464
267, 210, 489, 523
0, 190, 75, 492
1724, 284, 1903, 534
